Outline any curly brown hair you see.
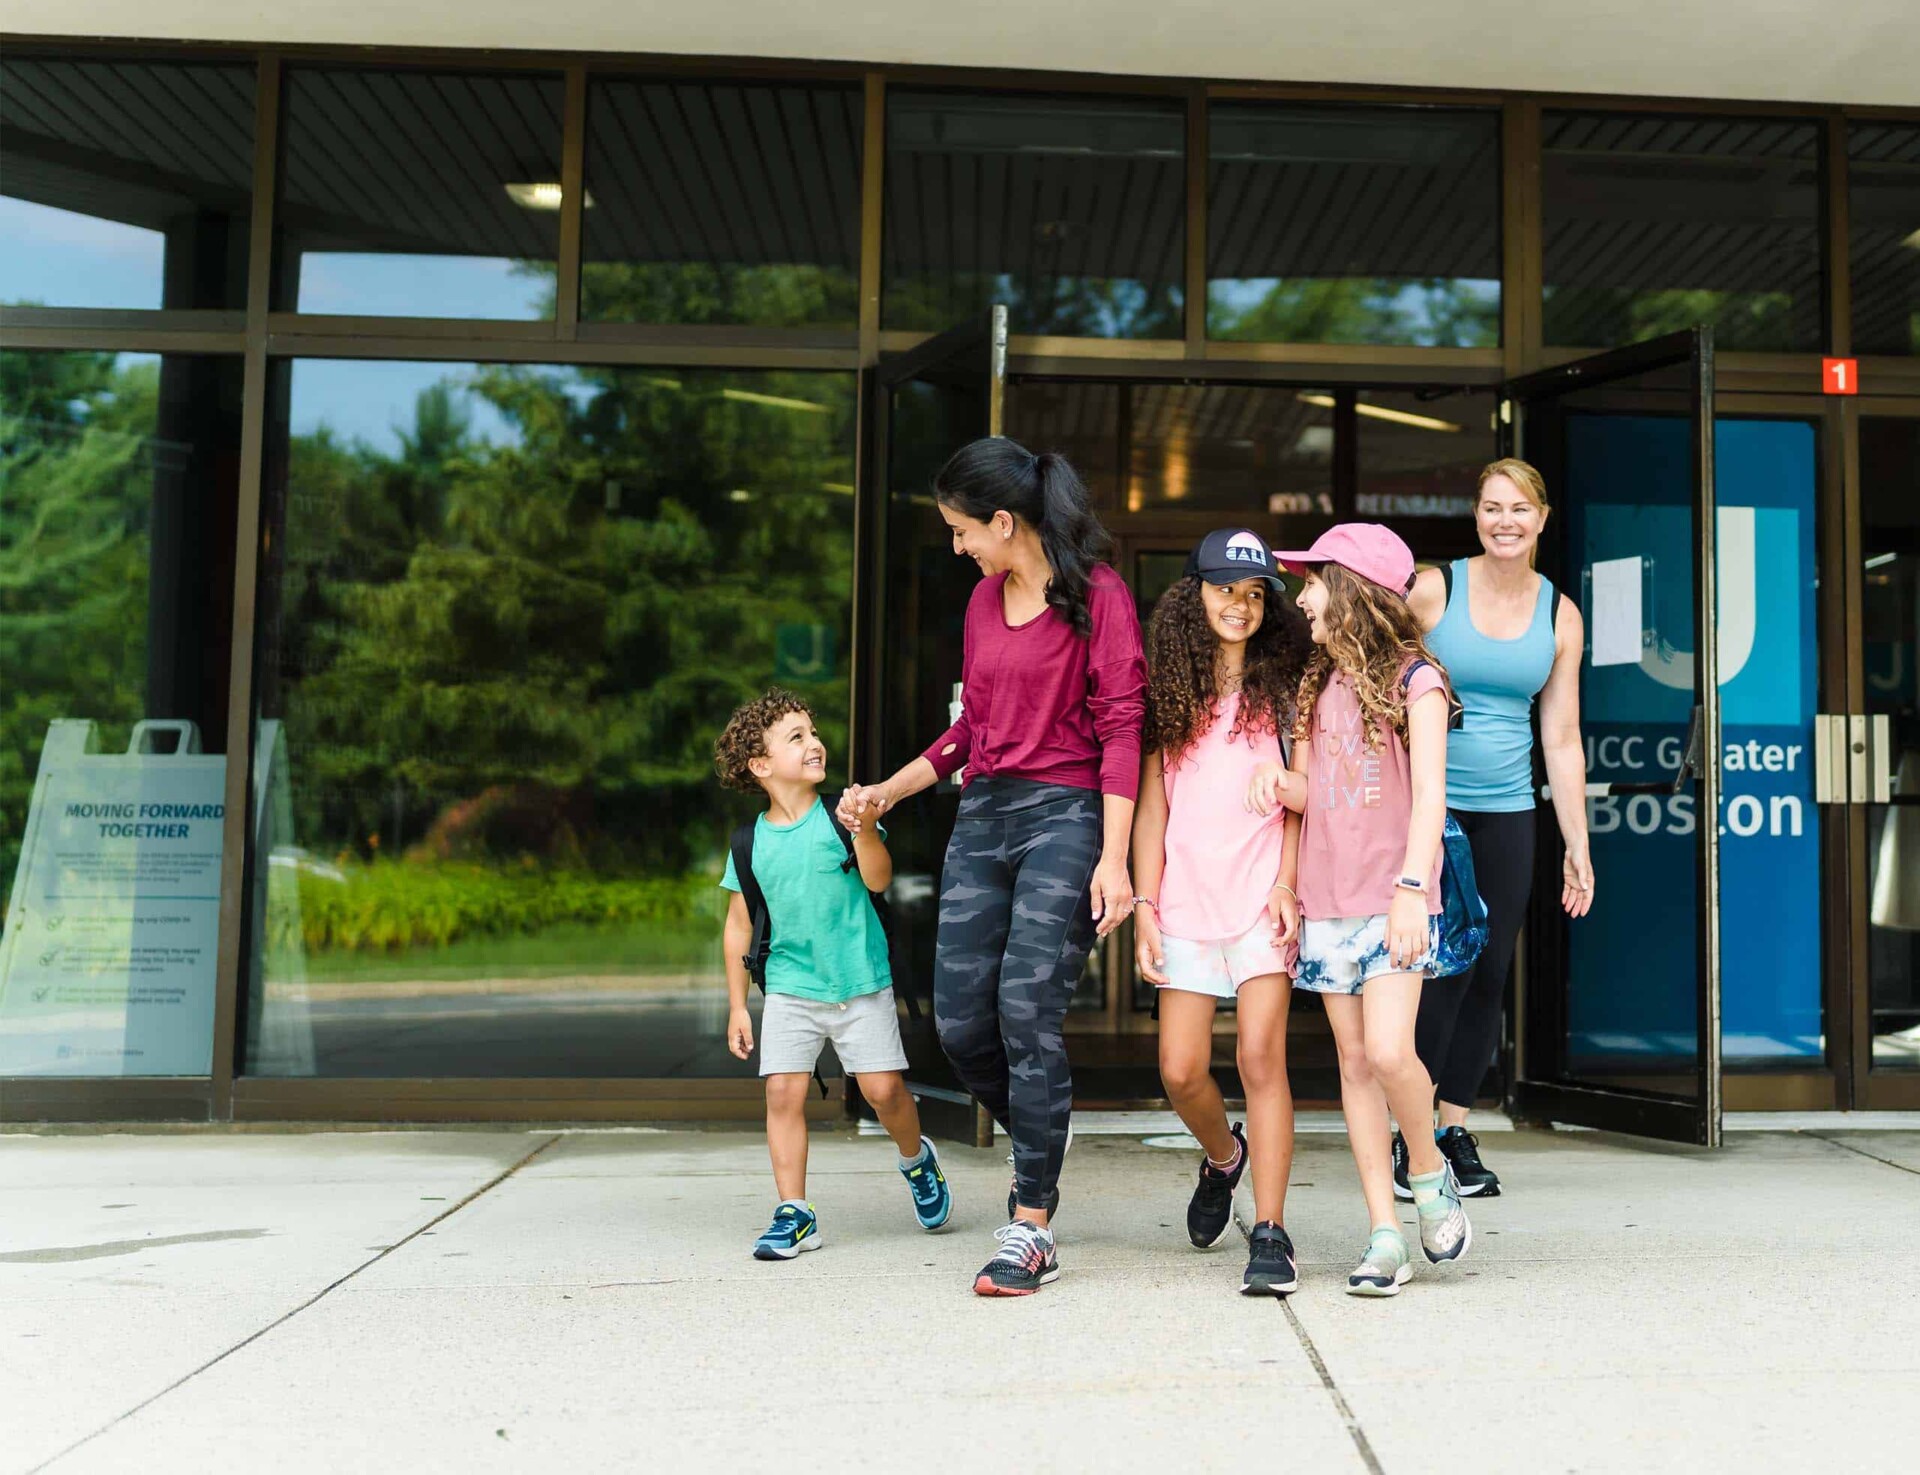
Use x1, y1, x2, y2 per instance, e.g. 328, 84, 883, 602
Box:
714, 688, 815, 792
1291, 564, 1454, 752
1146, 576, 1311, 765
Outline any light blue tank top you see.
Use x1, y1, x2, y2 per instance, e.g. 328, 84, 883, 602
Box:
1426, 559, 1557, 813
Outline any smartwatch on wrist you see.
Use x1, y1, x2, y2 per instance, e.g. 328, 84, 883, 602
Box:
1393, 875, 1425, 892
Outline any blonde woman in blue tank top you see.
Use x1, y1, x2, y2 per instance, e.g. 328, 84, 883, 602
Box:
1395, 458, 1594, 1198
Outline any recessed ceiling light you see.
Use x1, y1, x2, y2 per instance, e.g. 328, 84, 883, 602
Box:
504, 182, 593, 211
1296, 392, 1463, 434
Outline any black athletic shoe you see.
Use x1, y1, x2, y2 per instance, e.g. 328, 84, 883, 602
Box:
973, 1220, 1060, 1297
1437, 1126, 1501, 1197
1188, 1122, 1249, 1249
1392, 1130, 1414, 1201
1241, 1220, 1298, 1296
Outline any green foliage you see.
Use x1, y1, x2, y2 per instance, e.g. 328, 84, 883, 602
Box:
0, 351, 156, 895
1543, 286, 1803, 352
285, 859, 721, 954
1207, 277, 1500, 348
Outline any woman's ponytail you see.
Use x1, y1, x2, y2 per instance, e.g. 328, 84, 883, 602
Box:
933, 438, 1114, 637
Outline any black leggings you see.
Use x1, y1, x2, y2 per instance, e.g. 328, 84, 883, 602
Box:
1415, 808, 1536, 1108
933, 779, 1101, 1211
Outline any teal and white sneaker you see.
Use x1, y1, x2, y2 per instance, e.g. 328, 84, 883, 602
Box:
1346, 1227, 1413, 1296
1408, 1161, 1472, 1264
752, 1201, 822, 1261
900, 1136, 953, 1231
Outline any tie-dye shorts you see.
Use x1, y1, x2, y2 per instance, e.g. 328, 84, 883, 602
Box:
1293, 913, 1439, 995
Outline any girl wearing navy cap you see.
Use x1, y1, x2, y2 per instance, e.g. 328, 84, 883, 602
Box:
1132, 527, 1311, 1295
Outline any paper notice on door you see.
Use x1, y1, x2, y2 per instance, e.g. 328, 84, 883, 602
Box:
1589, 556, 1643, 667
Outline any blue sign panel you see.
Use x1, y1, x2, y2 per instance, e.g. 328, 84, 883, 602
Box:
1563, 416, 1821, 1065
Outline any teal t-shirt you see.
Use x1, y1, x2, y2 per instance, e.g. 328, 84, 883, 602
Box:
720, 800, 892, 1003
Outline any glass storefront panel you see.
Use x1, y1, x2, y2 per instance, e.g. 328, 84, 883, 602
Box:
1849, 123, 1920, 358
0, 350, 241, 1075
1207, 104, 1501, 348
1355, 386, 1497, 564
274, 69, 565, 319
581, 80, 862, 327
1543, 112, 1823, 351
244, 361, 856, 1076
883, 91, 1185, 338
0, 57, 254, 311
1002, 380, 1121, 508
1125, 384, 1336, 515
1862, 416, 1920, 1069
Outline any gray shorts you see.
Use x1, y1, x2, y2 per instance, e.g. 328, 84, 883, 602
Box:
758, 987, 909, 1077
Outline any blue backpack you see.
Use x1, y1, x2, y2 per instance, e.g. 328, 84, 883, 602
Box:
1402, 661, 1489, 979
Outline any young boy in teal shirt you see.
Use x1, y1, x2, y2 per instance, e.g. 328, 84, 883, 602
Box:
714, 688, 952, 1259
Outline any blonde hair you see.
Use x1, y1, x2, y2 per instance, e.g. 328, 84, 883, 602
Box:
1477, 457, 1550, 566
1292, 564, 1454, 753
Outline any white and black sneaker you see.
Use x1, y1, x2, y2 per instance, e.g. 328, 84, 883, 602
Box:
973, 1220, 1060, 1297
1241, 1220, 1298, 1296
1391, 1130, 1414, 1201
1188, 1123, 1248, 1249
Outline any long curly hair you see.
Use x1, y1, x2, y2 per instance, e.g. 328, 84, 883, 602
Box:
1292, 564, 1454, 752
1146, 576, 1311, 766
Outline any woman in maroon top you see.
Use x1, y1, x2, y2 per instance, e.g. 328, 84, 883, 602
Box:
839, 437, 1145, 1296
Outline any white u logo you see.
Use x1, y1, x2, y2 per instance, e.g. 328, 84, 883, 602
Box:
1641, 507, 1756, 691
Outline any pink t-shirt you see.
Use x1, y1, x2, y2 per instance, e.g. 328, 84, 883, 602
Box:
1298, 665, 1446, 921
1158, 694, 1286, 942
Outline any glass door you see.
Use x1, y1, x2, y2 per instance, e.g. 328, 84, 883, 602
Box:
1503, 329, 1724, 1146
857, 307, 1006, 1139
1856, 411, 1920, 1108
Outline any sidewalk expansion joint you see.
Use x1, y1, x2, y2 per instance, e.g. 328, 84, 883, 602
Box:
1806, 1132, 1920, 1178
29, 1133, 563, 1474
1278, 1298, 1387, 1475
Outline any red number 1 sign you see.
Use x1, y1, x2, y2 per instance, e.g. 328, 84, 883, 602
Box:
1823, 357, 1859, 395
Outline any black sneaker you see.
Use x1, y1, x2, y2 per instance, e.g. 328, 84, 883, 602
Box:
1437, 1126, 1502, 1197
1188, 1123, 1249, 1249
1392, 1130, 1414, 1201
973, 1220, 1060, 1297
1241, 1220, 1298, 1296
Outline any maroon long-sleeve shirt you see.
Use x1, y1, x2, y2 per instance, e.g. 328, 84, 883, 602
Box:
921, 563, 1147, 802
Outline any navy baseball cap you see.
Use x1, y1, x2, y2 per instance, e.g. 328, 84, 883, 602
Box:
1185, 527, 1284, 590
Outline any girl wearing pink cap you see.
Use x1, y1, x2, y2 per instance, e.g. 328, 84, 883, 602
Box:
1257, 523, 1472, 1296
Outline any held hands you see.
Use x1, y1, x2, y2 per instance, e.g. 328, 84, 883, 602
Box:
1561, 843, 1596, 919
1088, 856, 1134, 938
726, 1006, 755, 1061
835, 782, 891, 835
1246, 761, 1293, 818
1386, 888, 1429, 972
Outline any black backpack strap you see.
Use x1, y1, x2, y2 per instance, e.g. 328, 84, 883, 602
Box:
1403, 658, 1464, 731
1440, 561, 1454, 604
1546, 574, 1560, 633
822, 804, 920, 1024
729, 821, 770, 992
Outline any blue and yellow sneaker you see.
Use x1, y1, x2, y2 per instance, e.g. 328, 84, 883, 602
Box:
899, 1136, 953, 1231
752, 1201, 822, 1261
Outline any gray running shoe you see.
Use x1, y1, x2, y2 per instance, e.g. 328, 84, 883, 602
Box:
1345, 1227, 1412, 1296
1413, 1162, 1472, 1264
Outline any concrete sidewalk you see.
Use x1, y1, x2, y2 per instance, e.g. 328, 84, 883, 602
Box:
2, 1125, 1913, 1474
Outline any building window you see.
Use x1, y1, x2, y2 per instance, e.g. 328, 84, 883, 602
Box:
244, 361, 857, 1077
1355, 387, 1497, 533
1543, 112, 1823, 352
0, 57, 254, 311
1849, 122, 1920, 357
274, 69, 566, 319
883, 91, 1186, 338
0, 349, 242, 1076
1207, 104, 1501, 348
582, 80, 862, 328
1124, 384, 1337, 513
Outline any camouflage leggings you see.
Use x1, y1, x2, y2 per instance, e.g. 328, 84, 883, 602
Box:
935, 778, 1101, 1211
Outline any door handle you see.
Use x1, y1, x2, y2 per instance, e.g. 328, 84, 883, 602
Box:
1813, 714, 1849, 803
1865, 713, 1893, 805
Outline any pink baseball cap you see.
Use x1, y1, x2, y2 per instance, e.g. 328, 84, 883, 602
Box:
1273, 523, 1417, 597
